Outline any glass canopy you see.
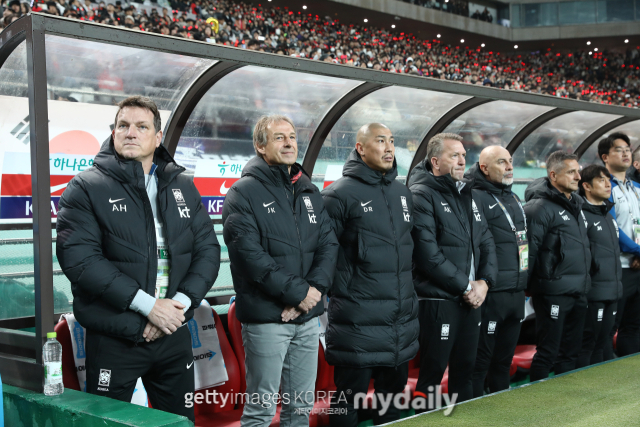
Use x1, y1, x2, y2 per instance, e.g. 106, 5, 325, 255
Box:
3, 13, 640, 329
0, 41, 26, 98
44, 35, 215, 109
314, 86, 469, 187
512, 111, 622, 179
579, 120, 640, 166
443, 100, 554, 165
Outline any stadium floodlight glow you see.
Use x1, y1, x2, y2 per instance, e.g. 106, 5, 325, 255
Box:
625, 39, 629, 43
437, 34, 441, 38
364, 18, 368, 22
461, 39, 464, 43
391, 24, 396, 28
481, 43, 485, 47
587, 41, 591, 45
594, 47, 598, 51
514, 45, 518, 49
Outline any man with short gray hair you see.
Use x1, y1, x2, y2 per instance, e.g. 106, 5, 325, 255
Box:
223, 115, 338, 427
409, 133, 497, 407
524, 150, 590, 381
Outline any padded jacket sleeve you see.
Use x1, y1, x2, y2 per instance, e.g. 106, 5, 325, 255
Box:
476, 202, 498, 287
56, 177, 140, 312
321, 187, 347, 241
609, 207, 640, 257
175, 181, 221, 309
524, 200, 550, 281
303, 200, 339, 295
222, 186, 309, 307
411, 188, 469, 296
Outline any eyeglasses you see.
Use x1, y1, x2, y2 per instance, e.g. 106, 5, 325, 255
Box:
613, 148, 631, 154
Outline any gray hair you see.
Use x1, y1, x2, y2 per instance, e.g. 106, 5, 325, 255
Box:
546, 150, 578, 175
252, 115, 296, 158
426, 133, 463, 162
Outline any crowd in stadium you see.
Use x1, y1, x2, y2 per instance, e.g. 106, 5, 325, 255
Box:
2, 0, 639, 107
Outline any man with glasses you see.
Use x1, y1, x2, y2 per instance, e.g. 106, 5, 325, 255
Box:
599, 133, 640, 357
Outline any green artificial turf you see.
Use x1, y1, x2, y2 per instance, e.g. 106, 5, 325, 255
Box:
392, 355, 640, 427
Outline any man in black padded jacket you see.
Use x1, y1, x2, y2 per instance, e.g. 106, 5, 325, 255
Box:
577, 164, 622, 367
57, 96, 220, 421
223, 115, 338, 427
322, 123, 419, 427
409, 133, 497, 406
524, 150, 591, 382
465, 146, 528, 397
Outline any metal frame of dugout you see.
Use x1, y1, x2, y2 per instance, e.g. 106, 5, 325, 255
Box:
1, 12, 640, 392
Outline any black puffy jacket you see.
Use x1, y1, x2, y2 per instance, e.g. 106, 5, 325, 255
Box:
582, 200, 623, 302
222, 157, 338, 324
321, 150, 419, 368
524, 178, 591, 296
408, 159, 498, 300
57, 138, 220, 342
626, 167, 640, 185
465, 163, 528, 293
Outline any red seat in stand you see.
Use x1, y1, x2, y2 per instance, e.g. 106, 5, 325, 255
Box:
227, 300, 331, 427
194, 308, 243, 424
54, 317, 82, 392
227, 300, 247, 397
512, 345, 537, 371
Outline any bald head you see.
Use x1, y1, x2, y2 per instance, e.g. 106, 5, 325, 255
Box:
355, 122, 395, 173
478, 145, 514, 186
356, 123, 391, 145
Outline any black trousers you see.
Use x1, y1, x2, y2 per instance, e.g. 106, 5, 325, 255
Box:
471, 291, 525, 397
529, 294, 587, 382
330, 362, 409, 427
577, 300, 617, 368
416, 299, 481, 403
608, 269, 640, 358
86, 325, 195, 422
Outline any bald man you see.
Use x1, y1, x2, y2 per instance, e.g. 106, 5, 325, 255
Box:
463, 146, 528, 397
322, 123, 419, 427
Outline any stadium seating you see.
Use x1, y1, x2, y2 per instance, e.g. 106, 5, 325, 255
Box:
7, 0, 638, 108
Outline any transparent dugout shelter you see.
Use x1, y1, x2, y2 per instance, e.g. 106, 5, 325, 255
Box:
2, 13, 640, 391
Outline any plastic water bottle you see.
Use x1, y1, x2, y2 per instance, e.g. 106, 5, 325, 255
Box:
43, 332, 64, 396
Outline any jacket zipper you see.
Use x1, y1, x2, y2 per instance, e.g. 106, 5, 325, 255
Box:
284, 183, 304, 279
135, 167, 156, 343
610, 215, 621, 300
381, 184, 401, 367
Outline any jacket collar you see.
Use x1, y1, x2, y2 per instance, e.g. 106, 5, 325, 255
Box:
93, 136, 184, 188
341, 149, 398, 185
524, 177, 583, 214
465, 162, 512, 196
242, 156, 314, 191
408, 157, 466, 195
581, 197, 615, 216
